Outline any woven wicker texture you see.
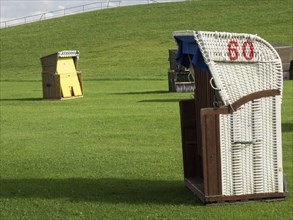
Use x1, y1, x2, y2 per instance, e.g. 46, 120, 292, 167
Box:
192, 31, 284, 196
173, 30, 284, 197
194, 31, 283, 105
220, 96, 283, 196
58, 50, 79, 58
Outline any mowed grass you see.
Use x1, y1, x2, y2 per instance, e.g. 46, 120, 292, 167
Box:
0, 80, 292, 219
0, 0, 293, 219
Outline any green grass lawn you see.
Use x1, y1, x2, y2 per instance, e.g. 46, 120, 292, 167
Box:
1, 0, 293, 219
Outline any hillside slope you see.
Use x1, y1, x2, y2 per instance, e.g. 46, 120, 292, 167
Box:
0, 0, 292, 81
0, 1, 292, 219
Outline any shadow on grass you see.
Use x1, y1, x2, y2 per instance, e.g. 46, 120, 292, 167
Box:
0, 79, 41, 82
139, 99, 182, 103
282, 123, 293, 132
84, 78, 164, 81
114, 90, 169, 95
0, 178, 201, 206
0, 98, 42, 102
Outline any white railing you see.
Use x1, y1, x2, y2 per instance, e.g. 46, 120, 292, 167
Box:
0, 1, 121, 29
0, 0, 184, 29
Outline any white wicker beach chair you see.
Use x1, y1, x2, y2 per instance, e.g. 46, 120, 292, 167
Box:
175, 30, 285, 202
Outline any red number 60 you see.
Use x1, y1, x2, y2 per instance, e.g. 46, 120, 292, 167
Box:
227, 40, 254, 61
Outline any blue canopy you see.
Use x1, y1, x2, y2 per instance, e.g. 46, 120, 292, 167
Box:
174, 35, 209, 72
